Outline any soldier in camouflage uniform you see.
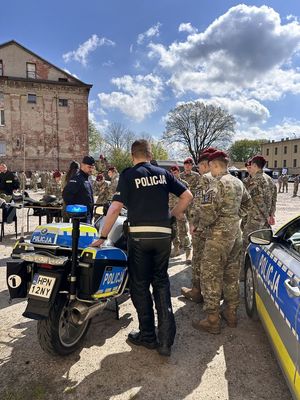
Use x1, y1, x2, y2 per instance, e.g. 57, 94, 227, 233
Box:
241, 155, 276, 271
45, 170, 62, 199
169, 166, 191, 258
30, 171, 39, 191
107, 166, 119, 200
180, 157, 200, 264
192, 150, 252, 334
293, 175, 300, 197
277, 174, 283, 193
282, 174, 289, 193
98, 155, 108, 173
242, 161, 251, 190
181, 148, 216, 302
95, 174, 110, 205
19, 171, 27, 192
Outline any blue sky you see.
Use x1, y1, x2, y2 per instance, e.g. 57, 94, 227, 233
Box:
1, 0, 300, 143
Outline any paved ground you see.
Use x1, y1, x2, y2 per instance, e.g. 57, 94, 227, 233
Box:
0, 185, 297, 400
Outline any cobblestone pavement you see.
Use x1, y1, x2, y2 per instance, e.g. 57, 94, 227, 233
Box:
0, 185, 297, 400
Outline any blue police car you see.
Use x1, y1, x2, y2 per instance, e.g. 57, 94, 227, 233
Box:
244, 217, 300, 400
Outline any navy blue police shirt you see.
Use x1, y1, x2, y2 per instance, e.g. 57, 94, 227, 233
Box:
62, 170, 94, 216
112, 162, 187, 226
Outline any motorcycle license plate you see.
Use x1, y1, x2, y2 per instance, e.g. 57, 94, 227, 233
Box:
28, 273, 56, 299
93, 266, 126, 298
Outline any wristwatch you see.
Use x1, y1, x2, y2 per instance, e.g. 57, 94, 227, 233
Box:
99, 235, 107, 240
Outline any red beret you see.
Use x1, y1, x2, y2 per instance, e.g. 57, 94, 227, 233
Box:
203, 147, 218, 154
53, 170, 61, 178
170, 165, 180, 172
251, 155, 266, 165
183, 157, 194, 164
208, 150, 229, 162
245, 160, 251, 167
108, 166, 117, 172
99, 154, 104, 160
96, 173, 104, 181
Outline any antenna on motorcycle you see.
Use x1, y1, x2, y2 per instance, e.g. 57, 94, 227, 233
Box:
19, 133, 26, 242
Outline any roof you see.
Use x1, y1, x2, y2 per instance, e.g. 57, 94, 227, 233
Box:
0, 40, 92, 88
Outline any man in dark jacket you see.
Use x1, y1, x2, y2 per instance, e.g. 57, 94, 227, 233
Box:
62, 156, 95, 224
0, 163, 20, 196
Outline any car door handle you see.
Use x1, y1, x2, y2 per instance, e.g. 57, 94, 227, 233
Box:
284, 279, 300, 297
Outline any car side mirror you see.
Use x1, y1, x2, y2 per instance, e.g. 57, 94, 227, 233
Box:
249, 229, 274, 245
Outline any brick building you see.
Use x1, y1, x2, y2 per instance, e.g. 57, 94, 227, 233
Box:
261, 138, 300, 174
0, 40, 92, 171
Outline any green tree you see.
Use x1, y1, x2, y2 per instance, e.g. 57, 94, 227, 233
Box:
108, 147, 132, 173
151, 141, 168, 160
88, 120, 103, 155
229, 139, 267, 162
164, 101, 235, 164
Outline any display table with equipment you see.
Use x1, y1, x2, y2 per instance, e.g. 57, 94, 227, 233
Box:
24, 205, 63, 232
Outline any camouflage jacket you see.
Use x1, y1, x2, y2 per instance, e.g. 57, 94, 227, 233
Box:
264, 173, 277, 216
45, 180, 62, 200
180, 170, 199, 196
198, 171, 252, 234
246, 170, 273, 223
169, 177, 189, 209
95, 180, 110, 204
108, 174, 119, 200
294, 176, 300, 185
190, 172, 214, 228
243, 175, 251, 190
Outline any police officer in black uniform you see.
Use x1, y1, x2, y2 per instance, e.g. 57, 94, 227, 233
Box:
92, 140, 193, 356
0, 163, 20, 195
62, 156, 95, 224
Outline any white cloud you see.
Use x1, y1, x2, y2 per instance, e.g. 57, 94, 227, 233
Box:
197, 96, 270, 124
149, 5, 300, 99
63, 34, 115, 66
89, 110, 110, 133
98, 74, 163, 122
137, 23, 162, 45
63, 68, 79, 79
235, 118, 300, 141
178, 22, 198, 34
102, 60, 114, 67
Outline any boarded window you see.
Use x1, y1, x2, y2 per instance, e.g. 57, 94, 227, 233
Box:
0, 60, 3, 76
26, 62, 36, 79
274, 160, 277, 168
294, 145, 298, 153
0, 141, 6, 155
58, 78, 68, 82
28, 94, 36, 104
294, 159, 297, 167
283, 160, 287, 167
0, 110, 4, 126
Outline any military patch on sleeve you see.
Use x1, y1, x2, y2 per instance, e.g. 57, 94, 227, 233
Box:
201, 191, 213, 204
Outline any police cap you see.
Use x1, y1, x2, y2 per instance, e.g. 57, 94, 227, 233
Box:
82, 155, 95, 166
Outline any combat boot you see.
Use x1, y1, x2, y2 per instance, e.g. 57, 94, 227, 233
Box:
181, 287, 203, 303
170, 245, 180, 257
221, 306, 238, 328
192, 312, 221, 334
185, 249, 192, 265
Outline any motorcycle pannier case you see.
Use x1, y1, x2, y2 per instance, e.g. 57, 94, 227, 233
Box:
6, 260, 31, 299
79, 247, 127, 300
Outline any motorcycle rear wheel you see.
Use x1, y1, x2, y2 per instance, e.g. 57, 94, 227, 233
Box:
37, 295, 91, 356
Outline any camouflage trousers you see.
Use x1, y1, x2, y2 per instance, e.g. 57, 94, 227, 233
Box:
173, 217, 191, 251
201, 227, 242, 313
191, 230, 206, 287
294, 183, 299, 196
242, 219, 269, 260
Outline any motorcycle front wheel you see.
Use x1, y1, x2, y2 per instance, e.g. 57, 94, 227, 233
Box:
37, 295, 91, 356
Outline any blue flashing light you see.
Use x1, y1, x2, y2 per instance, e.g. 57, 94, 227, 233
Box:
66, 204, 87, 214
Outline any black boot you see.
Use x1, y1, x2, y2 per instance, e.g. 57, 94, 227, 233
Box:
127, 330, 158, 350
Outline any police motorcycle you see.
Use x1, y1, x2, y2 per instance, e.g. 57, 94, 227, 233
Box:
6, 204, 128, 356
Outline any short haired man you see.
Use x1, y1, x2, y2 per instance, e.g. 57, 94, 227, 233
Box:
92, 140, 192, 356
107, 166, 119, 201
62, 156, 95, 224
192, 150, 251, 333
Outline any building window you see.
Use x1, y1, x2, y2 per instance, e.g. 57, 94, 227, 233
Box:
0, 110, 4, 126
294, 145, 298, 153
58, 99, 68, 107
294, 159, 297, 168
0, 141, 6, 155
284, 146, 287, 154
274, 160, 277, 168
26, 62, 36, 79
275, 147, 278, 155
266, 148, 269, 156
58, 78, 68, 82
0, 60, 3, 76
283, 160, 287, 167
0, 91, 4, 108
27, 94, 36, 104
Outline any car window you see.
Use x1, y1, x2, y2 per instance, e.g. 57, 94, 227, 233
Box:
281, 219, 300, 254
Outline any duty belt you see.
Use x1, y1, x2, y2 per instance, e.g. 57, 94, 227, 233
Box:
129, 226, 172, 234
